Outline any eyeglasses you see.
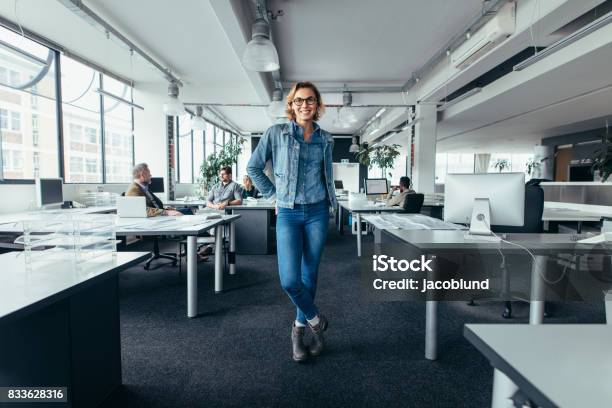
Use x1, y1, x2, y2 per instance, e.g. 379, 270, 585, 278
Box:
292, 97, 317, 106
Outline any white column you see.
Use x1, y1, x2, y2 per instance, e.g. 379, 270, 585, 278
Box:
413, 103, 437, 194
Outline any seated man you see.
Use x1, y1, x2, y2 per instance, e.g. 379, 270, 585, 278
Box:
126, 163, 182, 216
206, 166, 243, 210
386, 176, 416, 207
241, 175, 260, 199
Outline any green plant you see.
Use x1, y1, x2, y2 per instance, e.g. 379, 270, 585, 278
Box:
525, 156, 549, 176
493, 159, 510, 173
198, 136, 246, 195
591, 127, 612, 182
355, 143, 401, 175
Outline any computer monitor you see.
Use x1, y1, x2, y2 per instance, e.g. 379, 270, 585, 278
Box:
444, 173, 524, 237
334, 180, 344, 189
149, 177, 164, 193
364, 178, 388, 195
35, 178, 64, 208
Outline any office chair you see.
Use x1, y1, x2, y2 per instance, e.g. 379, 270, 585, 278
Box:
402, 193, 424, 213
470, 182, 544, 318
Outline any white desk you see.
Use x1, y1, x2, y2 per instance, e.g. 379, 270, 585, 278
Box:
0, 213, 241, 318
165, 199, 208, 207
338, 201, 405, 257
382, 229, 612, 360
542, 207, 603, 233
114, 214, 241, 318
0, 206, 116, 225
0, 251, 148, 407
465, 324, 612, 408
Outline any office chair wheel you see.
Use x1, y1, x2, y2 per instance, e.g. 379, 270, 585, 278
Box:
144, 263, 151, 270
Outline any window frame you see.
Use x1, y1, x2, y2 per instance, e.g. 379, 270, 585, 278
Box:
0, 30, 135, 184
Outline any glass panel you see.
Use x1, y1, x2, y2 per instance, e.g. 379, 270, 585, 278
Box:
205, 122, 214, 160
193, 130, 204, 183
177, 116, 192, 183
61, 56, 102, 183
0, 26, 59, 179
104, 94, 133, 183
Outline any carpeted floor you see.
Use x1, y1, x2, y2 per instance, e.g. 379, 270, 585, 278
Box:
101, 222, 606, 408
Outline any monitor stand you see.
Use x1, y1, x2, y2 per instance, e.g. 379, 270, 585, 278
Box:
465, 198, 501, 242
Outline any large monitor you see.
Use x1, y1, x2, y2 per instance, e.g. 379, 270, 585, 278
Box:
364, 178, 388, 195
334, 180, 344, 189
35, 178, 64, 208
444, 173, 524, 237
149, 177, 164, 193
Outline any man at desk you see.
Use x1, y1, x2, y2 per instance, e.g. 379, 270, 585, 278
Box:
206, 166, 243, 210
386, 176, 415, 207
126, 163, 183, 216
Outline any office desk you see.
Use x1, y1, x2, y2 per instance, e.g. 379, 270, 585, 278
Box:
464, 324, 612, 408
226, 202, 276, 255
338, 201, 405, 257
115, 214, 240, 318
542, 207, 603, 233
164, 199, 208, 207
381, 229, 612, 360
0, 251, 148, 407
0, 206, 116, 225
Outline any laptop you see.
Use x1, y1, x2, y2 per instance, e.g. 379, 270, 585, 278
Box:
116, 196, 148, 218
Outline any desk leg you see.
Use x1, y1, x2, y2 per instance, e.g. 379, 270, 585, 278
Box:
356, 213, 362, 257
187, 236, 197, 318
605, 290, 612, 324
229, 221, 236, 275
425, 300, 438, 360
491, 369, 518, 408
338, 206, 343, 234
215, 226, 224, 293
529, 255, 548, 325
577, 221, 583, 234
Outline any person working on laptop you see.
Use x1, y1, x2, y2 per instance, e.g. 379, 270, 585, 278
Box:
386, 176, 415, 207
206, 166, 243, 210
126, 163, 182, 217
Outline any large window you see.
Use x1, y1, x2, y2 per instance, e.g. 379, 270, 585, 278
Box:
0, 27, 59, 180
435, 153, 475, 184
0, 25, 135, 183
175, 117, 243, 183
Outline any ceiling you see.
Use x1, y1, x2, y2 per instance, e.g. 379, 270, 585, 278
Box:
1, 0, 609, 154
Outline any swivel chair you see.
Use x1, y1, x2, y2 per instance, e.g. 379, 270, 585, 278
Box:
402, 193, 424, 213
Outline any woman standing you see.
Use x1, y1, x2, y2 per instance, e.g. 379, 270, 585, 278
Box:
247, 82, 337, 362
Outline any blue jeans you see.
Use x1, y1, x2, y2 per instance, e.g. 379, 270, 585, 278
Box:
276, 200, 329, 324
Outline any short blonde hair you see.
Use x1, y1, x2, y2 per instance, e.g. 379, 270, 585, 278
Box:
285, 81, 325, 122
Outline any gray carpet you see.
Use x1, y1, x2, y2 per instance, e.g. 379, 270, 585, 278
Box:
101, 222, 606, 407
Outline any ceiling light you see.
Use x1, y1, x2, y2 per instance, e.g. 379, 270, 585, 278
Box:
191, 106, 206, 131
338, 91, 358, 124
163, 81, 185, 116
267, 88, 285, 118
349, 136, 360, 153
242, 18, 280, 72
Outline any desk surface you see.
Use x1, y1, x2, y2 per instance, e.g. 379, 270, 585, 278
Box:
542, 207, 603, 222
363, 213, 462, 231
384, 229, 611, 254
165, 199, 207, 206
339, 201, 406, 213
227, 201, 276, 210
115, 214, 240, 236
0, 251, 148, 323
464, 324, 612, 408
0, 206, 116, 225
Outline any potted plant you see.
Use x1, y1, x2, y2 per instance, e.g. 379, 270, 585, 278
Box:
591, 126, 612, 182
493, 159, 510, 173
198, 136, 245, 197
525, 156, 549, 177
355, 143, 401, 177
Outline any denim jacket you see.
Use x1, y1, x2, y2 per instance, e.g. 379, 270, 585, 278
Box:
247, 122, 338, 210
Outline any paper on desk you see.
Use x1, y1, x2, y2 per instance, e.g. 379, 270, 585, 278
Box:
365, 214, 465, 230
365, 215, 400, 230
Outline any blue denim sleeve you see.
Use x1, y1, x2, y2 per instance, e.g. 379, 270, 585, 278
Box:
247, 127, 276, 198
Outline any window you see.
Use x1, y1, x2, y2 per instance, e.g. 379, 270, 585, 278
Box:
0, 26, 59, 180
435, 153, 475, 184
193, 129, 204, 182
85, 127, 97, 144
70, 156, 83, 172
85, 158, 98, 173
177, 116, 193, 183
205, 122, 215, 161
103, 76, 134, 182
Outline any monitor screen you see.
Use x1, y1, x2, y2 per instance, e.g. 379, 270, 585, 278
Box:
37, 178, 63, 206
334, 180, 344, 189
364, 178, 388, 195
149, 177, 164, 193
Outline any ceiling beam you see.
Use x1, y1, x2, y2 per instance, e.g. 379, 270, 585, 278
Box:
209, 0, 273, 104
